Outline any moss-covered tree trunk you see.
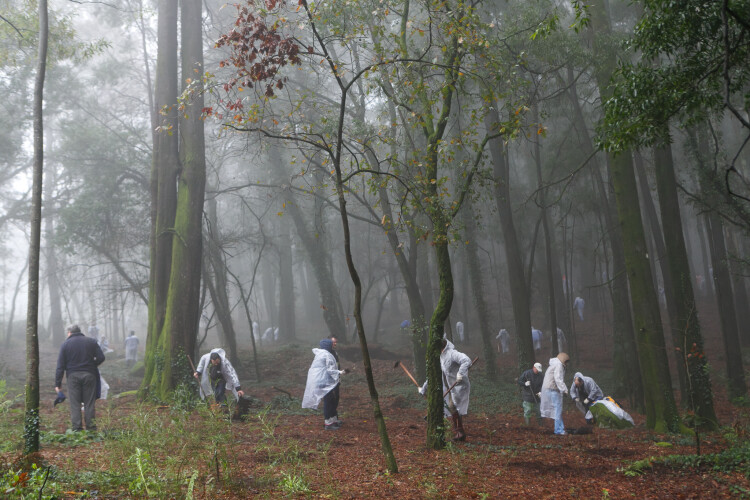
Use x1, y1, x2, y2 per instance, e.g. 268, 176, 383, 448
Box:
141, 0, 178, 398
24, 0, 48, 454
609, 150, 680, 432
144, 0, 205, 398
589, 0, 675, 428
633, 152, 687, 404
486, 107, 534, 373
653, 143, 717, 428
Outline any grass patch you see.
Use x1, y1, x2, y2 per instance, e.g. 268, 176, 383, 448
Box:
619, 442, 750, 477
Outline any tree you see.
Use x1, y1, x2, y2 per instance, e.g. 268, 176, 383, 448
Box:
24, 0, 49, 454
588, 0, 681, 432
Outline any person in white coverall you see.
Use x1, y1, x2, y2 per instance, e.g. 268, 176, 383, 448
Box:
302, 338, 349, 430
570, 372, 604, 424
455, 321, 465, 342
496, 328, 510, 353
540, 352, 570, 435
419, 338, 472, 441
573, 296, 585, 321
124, 331, 139, 367
193, 348, 244, 403
531, 327, 543, 351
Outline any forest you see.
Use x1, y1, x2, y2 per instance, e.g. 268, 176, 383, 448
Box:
1, 0, 750, 497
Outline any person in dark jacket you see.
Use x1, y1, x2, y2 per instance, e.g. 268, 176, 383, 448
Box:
54, 324, 106, 431
518, 362, 544, 425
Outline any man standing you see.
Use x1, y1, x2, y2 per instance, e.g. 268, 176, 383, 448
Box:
194, 348, 244, 403
54, 324, 106, 431
540, 352, 570, 435
570, 372, 604, 424
302, 338, 348, 430
518, 362, 543, 425
124, 331, 139, 368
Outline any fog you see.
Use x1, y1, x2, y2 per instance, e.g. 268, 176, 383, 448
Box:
2, 0, 749, 429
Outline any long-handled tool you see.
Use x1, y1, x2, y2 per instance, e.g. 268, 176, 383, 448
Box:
443, 357, 480, 398
394, 360, 420, 388
187, 354, 205, 398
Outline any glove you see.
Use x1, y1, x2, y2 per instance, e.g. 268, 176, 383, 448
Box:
575, 397, 580, 402
584, 398, 590, 405
536, 393, 541, 399
418, 386, 425, 396
525, 380, 531, 387
456, 374, 464, 383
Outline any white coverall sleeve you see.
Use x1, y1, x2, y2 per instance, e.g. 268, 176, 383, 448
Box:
553, 365, 567, 393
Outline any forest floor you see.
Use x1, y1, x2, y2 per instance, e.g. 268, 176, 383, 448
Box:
2, 312, 750, 498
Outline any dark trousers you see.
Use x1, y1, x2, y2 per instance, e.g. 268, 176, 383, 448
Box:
323, 384, 340, 419
213, 379, 227, 403
67, 371, 97, 431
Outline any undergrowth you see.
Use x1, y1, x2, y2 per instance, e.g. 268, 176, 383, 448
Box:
619, 441, 750, 477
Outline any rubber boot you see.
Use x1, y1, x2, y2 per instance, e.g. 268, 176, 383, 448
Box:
449, 415, 458, 439
453, 414, 466, 442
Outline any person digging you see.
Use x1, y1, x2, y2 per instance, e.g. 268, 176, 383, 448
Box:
418, 338, 473, 441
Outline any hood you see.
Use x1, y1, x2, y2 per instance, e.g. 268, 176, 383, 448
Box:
557, 352, 570, 364
319, 339, 334, 353
574, 371, 584, 380
443, 339, 455, 353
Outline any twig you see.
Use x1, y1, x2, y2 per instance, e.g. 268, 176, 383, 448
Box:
272, 386, 292, 399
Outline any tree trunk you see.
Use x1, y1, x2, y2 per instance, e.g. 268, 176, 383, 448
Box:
705, 213, 747, 400
726, 231, 750, 347
461, 200, 497, 380
205, 195, 239, 365
5, 259, 28, 349
692, 127, 747, 401
532, 103, 559, 358
634, 151, 687, 404
142, 0, 179, 398
486, 107, 534, 372
566, 79, 643, 409
144, 0, 206, 398
286, 192, 347, 340
653, 143, 717, 428
278, 224, 296, 340
24, 0, 48, 454
588, 0, 679, 430
44, 166, 65, 347
378, 185, 428, 381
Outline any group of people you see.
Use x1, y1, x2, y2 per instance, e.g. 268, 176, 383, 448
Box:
517, 352, 604, 434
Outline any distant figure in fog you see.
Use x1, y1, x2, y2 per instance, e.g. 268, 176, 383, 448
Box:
555, 328, 567, 353
124, 331, 139, 367
262, 327, 273, 342
531, 327, 543, 351
455, 321, 465, 342
496, 328, 509, 354
88, 324, 100, 342
573, 296, 585, 321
